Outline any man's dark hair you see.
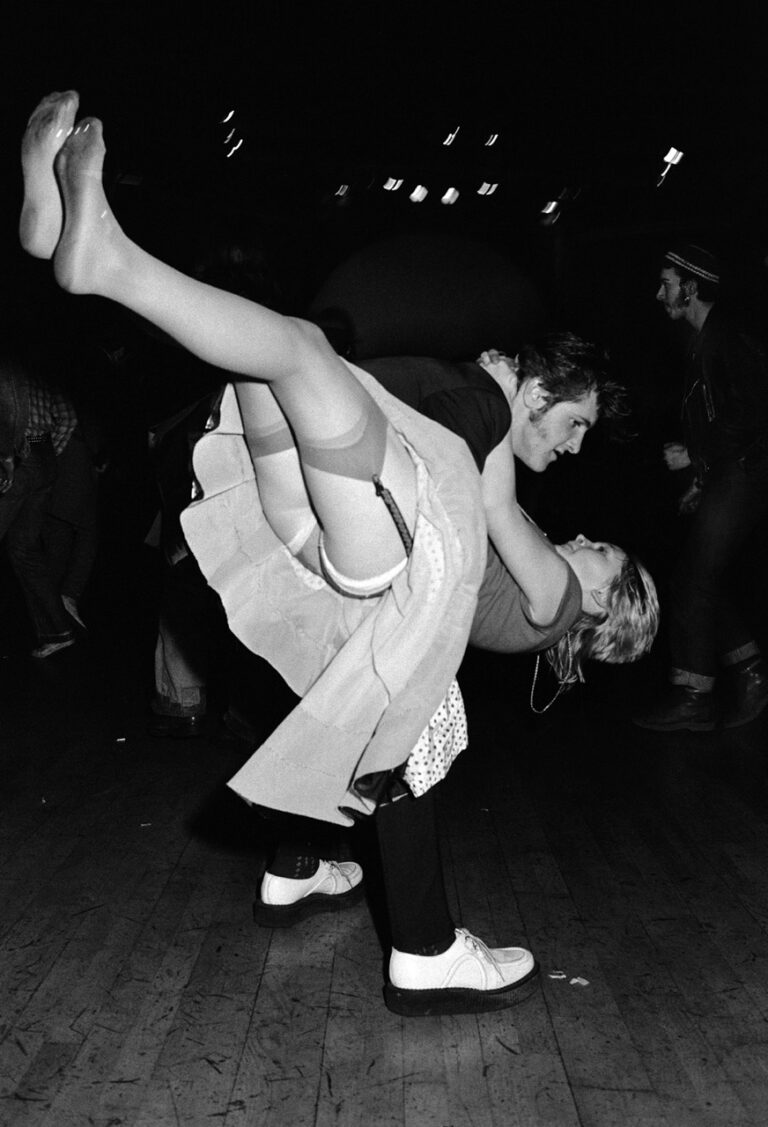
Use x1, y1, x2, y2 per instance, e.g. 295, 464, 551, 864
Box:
517, 332, 628, 424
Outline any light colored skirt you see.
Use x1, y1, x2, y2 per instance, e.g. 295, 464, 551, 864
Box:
180, 363, 487, 825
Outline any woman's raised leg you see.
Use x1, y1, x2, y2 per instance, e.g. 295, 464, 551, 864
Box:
21, 96, 417, 585
20, 90, 79, 258
234, 381, 319, 557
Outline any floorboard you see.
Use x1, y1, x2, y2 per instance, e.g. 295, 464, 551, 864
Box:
3, 593, 768, 1125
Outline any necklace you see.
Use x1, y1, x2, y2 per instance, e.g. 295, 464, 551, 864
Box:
529, 631, 573, 714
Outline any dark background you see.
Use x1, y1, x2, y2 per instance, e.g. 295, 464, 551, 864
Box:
2, 1, 768, 600
4, 2, 768, 300
5, 4, 768, 319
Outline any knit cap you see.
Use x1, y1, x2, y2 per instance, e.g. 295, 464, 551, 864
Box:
664, 244, 720, 284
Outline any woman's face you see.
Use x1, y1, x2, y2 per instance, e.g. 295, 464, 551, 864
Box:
555, 535, 626, 612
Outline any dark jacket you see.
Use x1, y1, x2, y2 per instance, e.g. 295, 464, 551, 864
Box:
0, 357, 31, 463
683, 304, 768, 474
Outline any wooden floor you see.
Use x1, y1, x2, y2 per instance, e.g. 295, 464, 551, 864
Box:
3, 569, 768, 1126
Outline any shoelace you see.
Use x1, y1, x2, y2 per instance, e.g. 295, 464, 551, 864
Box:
320, 859, 353, 889
456, 928, 498, 966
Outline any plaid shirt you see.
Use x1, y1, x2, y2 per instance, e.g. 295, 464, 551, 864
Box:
26, 378, 78, 456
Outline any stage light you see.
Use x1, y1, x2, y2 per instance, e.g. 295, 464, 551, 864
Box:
657, 146, 684, 187
478, 182, 498, 196
410, 185, 428, 202
383, 177, 404, 191
443, 126, 461, 146
539, 186, 580, 223
540, 200, 560, 226
441, 187, 459, 205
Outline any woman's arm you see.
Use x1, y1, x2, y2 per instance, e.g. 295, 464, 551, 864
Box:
481, 435, 571, 624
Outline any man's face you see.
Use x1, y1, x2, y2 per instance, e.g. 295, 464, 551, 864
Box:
656, 266, 688, 319
514, 387, 599, 473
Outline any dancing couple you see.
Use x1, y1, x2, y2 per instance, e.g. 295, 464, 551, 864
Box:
20, 91, 657, 1016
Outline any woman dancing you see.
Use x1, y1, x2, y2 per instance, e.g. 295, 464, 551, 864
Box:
21, 91, 658, 1016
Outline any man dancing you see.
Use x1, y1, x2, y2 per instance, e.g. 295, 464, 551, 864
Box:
20, 91, 657, 1018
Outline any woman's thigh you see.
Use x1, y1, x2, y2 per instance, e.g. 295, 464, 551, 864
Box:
271, 360, 418, 585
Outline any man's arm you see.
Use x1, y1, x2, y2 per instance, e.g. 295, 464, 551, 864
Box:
0, 455, 15, 494
480, 436, 570, 624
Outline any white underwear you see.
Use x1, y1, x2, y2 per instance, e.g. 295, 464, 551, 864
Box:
319, 536, 407, 597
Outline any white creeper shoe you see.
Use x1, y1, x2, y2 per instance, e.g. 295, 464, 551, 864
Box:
385, 927, 539, 1016
253, 859, 364, 927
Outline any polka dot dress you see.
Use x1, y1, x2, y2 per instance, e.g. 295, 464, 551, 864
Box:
417, 499, 446, 603
403, 678, 468, 797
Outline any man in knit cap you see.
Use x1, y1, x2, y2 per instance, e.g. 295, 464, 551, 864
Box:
635, 243, 768, 730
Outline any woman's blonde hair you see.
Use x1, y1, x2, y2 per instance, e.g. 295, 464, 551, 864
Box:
545, 552, 659, 686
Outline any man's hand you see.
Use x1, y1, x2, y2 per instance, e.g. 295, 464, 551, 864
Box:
477, 349, 519, 392
663, 442, 691, 471
678, 479, 702, 515
0, 456, 15, 495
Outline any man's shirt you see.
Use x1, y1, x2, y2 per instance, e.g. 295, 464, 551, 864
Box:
26, 377, 78, 456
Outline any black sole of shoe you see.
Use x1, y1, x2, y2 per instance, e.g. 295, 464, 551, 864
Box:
146, 719, 205, 739
723, 700, 768, 728
632, 718, 716, 732
252, 881, 365, 928
383, 961, 540, 1017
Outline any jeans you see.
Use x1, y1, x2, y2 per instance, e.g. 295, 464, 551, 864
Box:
0, 440, 72, 642
153, 554, 212, 717
668, 450, 768, 687
152, 550, 263, 736
44, 431, 100, 600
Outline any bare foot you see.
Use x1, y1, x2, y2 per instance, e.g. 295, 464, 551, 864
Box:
20, 90, 79, 258
53, 116, 122, 295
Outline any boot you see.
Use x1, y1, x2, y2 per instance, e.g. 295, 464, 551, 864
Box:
723, 659, 768, 728
633, 685, 716, 731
